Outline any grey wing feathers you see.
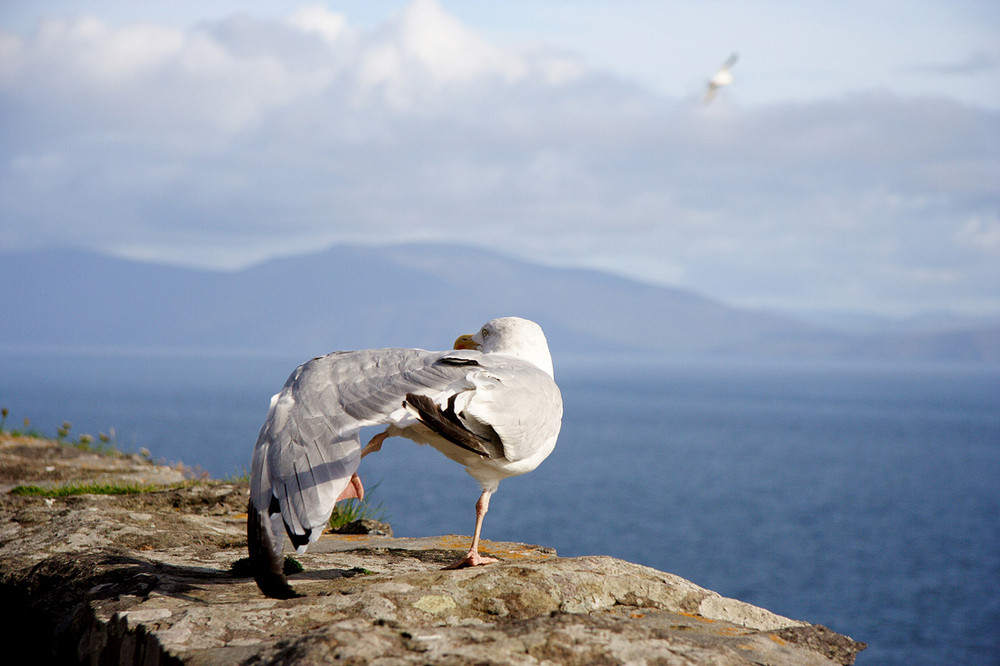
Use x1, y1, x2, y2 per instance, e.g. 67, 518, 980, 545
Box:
250, 348, 475, 550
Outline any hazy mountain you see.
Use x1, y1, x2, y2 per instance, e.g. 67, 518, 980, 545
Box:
795, 309, 1000, 336
1, 244, 996, 362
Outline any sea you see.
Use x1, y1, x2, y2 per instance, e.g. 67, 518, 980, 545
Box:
1, 349, 997, 665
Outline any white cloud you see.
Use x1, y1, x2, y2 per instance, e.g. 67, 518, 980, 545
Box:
0, 1, 997, 317
287, 5, 346, 44
389, 0, 521, 84
957, 214, 1000, 254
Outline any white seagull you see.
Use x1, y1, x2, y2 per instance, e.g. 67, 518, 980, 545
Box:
247, 316, 563, 598
703, 52, 739, 105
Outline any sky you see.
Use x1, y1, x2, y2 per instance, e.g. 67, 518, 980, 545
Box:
1, 0, 998, 319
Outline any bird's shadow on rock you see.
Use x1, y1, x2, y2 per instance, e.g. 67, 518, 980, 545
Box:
88, 550, 247, 603
9, 549, 229, 610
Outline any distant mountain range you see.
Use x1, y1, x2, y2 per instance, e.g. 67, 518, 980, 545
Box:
2, 245, 997, 362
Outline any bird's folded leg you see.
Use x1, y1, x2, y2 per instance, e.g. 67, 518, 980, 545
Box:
445, 489, 498, 569
336, 472, 365, 502
361, 431, 389, 458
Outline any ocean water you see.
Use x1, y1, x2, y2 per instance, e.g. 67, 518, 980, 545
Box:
1, 350, 998, 664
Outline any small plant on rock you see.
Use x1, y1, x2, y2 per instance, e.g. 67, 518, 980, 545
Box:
328, 484, 388, 530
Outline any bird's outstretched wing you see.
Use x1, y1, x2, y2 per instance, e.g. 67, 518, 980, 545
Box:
250, 348, 471, 551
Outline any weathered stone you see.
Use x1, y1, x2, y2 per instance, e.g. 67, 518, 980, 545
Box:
329, 518, 394, 536
0, 435, 866, 664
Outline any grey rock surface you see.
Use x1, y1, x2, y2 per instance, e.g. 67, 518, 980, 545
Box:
0, 436, 866, 664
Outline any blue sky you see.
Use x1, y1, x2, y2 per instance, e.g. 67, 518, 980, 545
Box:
1, 0, 998, 317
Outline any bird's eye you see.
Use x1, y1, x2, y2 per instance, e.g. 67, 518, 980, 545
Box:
481, 327, 489, 338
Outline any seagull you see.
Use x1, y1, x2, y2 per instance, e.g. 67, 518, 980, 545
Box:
247, 316, 563, 598
703, 52, 739, 105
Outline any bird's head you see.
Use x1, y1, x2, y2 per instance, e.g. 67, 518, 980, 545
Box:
454, 317, 555, 378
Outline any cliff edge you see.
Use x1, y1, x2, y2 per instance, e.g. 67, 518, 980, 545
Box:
0, 435, 866, 664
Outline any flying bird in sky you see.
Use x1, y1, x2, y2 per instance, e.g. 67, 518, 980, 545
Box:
703, 52, 739, 105
247, 316, 563, 598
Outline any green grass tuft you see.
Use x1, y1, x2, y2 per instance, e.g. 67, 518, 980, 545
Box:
10, 481, 162, 497
0, 410, 44, 439
6, 480, 206, 497
328, 483, 388, 529
283, 555, 304, 574
225, 466, 250, 484
1, 408, 124, 454
347, 566, 374, 576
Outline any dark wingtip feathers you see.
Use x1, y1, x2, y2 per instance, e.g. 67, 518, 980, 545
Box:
247, 498, 301, 599
404, 392, 491, 457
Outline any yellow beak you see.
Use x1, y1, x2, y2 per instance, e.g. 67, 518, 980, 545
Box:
453, 333, 478, 350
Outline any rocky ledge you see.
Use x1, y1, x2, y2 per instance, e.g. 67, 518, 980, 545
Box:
0, 435, 866, 665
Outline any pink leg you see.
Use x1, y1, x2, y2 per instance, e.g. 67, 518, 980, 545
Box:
361, 431, 388, 459
335, 472, 365, 502
445, 489, 498, 569
336, 432, 388, 504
